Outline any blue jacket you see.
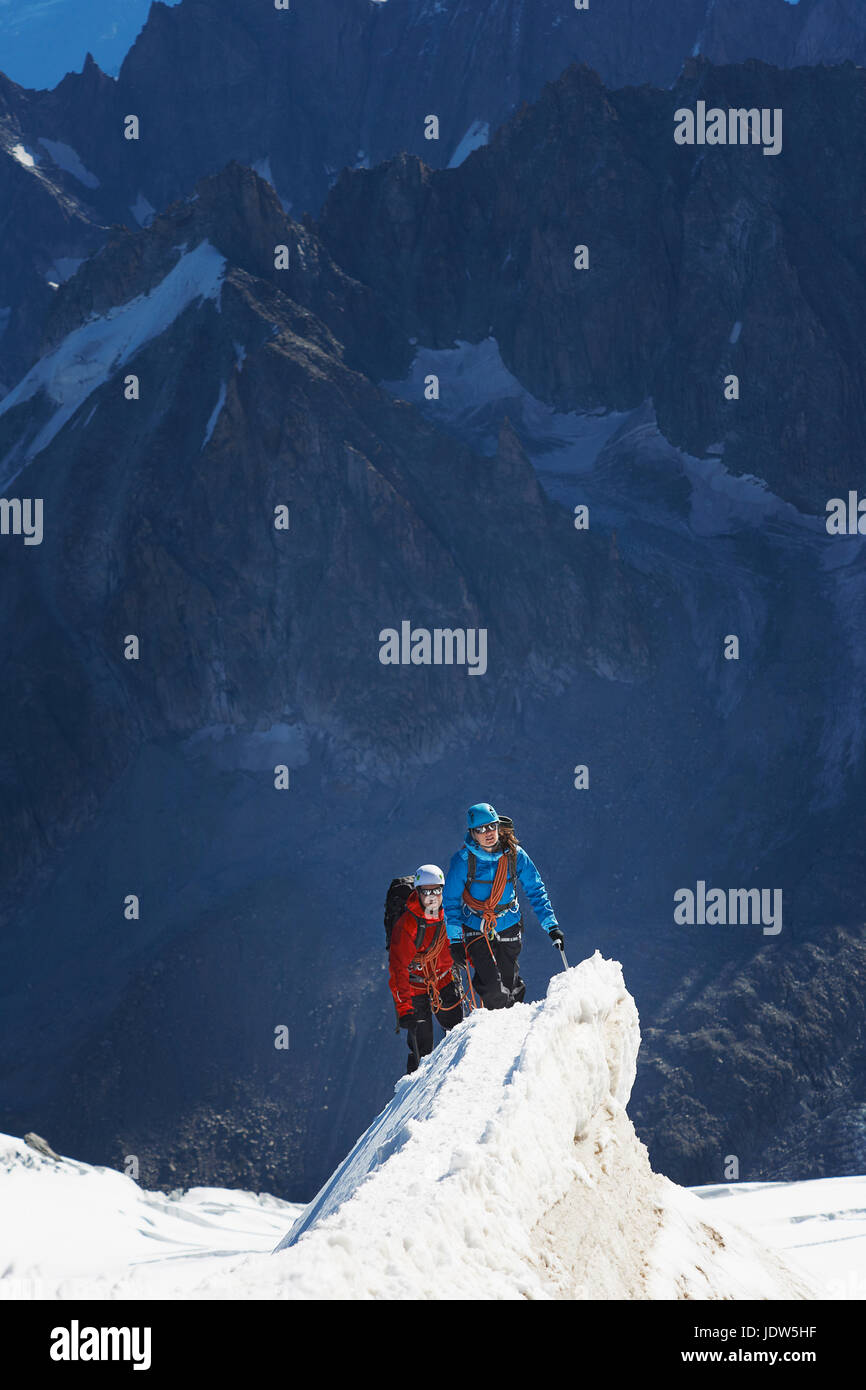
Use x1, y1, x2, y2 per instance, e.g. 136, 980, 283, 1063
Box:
443, 833, 558, 942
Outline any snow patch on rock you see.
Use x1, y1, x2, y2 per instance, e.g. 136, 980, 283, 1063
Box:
682, 453, 816, 536
383, 336, 627, 463
385, 340, 820, 542
50, 257, 86, 284
0, 240, 227, 486
130, 192, 156, 227
201, 381, 227, 450
448, 120, 490, 168
9, 142, 39, 169
37, 138, 100, 188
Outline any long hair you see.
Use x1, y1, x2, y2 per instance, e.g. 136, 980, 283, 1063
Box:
497, 814, 520, 857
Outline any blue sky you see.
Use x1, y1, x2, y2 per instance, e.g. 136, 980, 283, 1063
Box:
0, 0, 182, 90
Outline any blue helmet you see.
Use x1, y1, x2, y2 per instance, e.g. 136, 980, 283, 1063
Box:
467, 802, 499, 830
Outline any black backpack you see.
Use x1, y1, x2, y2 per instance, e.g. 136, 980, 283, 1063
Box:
385, 816, 518, 950
384, 877, 414, 950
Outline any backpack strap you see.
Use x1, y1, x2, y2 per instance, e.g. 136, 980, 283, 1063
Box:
464, 850, 477, 896
466, 846, 518, 897
410, 910, 446, 955
417, 919, 446, 957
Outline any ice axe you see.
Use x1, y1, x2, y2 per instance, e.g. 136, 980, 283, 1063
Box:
553, 940, 569, 970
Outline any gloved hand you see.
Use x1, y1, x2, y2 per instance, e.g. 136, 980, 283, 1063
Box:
399, 1012, 415, 1029
449, 940, 466, 966
549, 928, 565, 949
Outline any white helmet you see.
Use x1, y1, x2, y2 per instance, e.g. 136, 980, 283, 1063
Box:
414, 864, 445, 888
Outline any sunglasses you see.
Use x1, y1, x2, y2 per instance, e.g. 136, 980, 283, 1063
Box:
418, 886, 443, 897
474, 823, 499, 834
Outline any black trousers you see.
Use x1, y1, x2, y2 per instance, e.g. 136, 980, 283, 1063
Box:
406, 978, 463, 1074
466, 923, 525, 1010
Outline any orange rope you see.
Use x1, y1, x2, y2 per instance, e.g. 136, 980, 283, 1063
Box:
461, 852, 510, 933
456, 850, 518, 1009
419, 932, 478, 1014
413, 925, 451, 1013
461, 951, 482, 1011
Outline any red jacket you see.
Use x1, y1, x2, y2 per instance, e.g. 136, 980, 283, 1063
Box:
389, 890, 454, 1018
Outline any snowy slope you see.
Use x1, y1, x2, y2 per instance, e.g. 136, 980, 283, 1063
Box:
0, 1135, 301, 1300
6, 956, 859, 1300
261, 954, 816, 1300
0, 239, 226, 487
694, 1179, 866, 1301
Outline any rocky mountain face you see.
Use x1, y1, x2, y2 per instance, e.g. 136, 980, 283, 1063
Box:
703, 0, 866, 68
318, 58, 866, 512
2, 0, 865, 402
1, 153, 865, 1198
0, 160, 647, 900
4, 0, 863, 219
7, 43, 865, 505
0, 163, 656, 1196
0, 59, 115, 396
2, 9, 866, 1198
637, 924, 866, 1183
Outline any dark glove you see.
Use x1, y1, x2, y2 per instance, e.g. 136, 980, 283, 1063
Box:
449, 940, 466, 966
549, 928, 565, 949
399, 1012, 415, 1029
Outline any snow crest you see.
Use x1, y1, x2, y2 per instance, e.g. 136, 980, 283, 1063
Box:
0, 956, 829, 1299
260, 954, 814, 1300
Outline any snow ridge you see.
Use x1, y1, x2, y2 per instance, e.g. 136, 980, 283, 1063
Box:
0, 956, 830, 1299
263, 954, 814, 1300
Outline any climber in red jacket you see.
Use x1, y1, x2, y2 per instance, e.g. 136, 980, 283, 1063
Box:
389, 864, 464, 1074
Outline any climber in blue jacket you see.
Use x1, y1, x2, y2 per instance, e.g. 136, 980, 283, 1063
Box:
443, 803, 564, 1009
